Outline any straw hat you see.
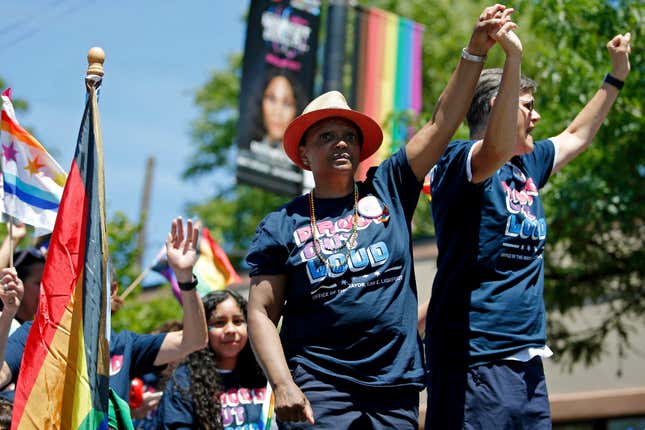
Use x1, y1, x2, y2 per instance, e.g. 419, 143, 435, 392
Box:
283, 91, 383, 170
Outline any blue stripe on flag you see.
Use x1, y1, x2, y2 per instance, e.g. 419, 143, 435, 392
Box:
3, 174, 60, 210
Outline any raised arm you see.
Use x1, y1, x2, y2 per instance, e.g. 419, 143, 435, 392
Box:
550, 33, 632, 174
470, 24, 523, 183
153, 217, 208, 366
0, 268, 23, 387
406, 4, 514, 181
248, 274, 314, 425
0, 223, 27, 270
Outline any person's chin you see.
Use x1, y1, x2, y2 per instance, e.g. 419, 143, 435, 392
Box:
268, 132, 284, 143
515, 136, 535, 155
228, 349, 244, 359
220, 343, 243, 354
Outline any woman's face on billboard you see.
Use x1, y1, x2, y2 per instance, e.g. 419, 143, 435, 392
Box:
262, 75, 297, 142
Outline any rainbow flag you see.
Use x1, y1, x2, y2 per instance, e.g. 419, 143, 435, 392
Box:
12, 80, 110, 429
1, 88, 67, 233
259, 382, 275, 430
351, 7, 424, 178
150, 226, 241, 302
194, 227, 241, 297
150, 246, 181, 302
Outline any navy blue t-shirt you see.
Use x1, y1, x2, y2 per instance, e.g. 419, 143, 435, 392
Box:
157, 364, 268, 430
427, 139, 556, 366
246, 147, 424, 389
5, 320, 166, 400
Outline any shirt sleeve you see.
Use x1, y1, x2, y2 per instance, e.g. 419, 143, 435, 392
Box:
522, 139, 556, 188
128, 331, 167, 378
246, 213, 290, 277
368, 146, 423, 221
6, 321, 32, 384
157, 365, 194, 430
430, 140, 479, 204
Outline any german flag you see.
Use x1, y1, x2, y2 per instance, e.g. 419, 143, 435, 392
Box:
12, 76, 110, 429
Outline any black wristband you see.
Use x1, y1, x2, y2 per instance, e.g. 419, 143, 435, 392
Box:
177, 275, 198, 291
604, 73, 624, 90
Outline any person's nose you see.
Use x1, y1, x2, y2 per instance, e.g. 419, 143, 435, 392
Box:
335, 136, 349, 149
223, 321, 236, 334
531, 109, 541, 123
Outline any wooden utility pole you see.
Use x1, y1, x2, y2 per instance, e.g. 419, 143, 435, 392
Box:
137, 156, 155, 270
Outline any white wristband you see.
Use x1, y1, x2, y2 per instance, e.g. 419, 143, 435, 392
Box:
461, 48, 487, 63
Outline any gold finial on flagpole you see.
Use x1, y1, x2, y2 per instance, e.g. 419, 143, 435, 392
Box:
86, 47, 105, 77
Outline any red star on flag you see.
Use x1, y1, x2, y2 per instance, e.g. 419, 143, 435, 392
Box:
24, 155, 45, 176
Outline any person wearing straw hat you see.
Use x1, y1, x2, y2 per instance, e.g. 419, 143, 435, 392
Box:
424, 28, 632, 428
246, 5, 519, 428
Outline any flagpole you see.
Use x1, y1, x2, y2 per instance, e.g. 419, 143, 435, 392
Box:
86, 47, 112, 390
119, 267, 152, 300
86, 48, 108, 289
8, 218, 13, 268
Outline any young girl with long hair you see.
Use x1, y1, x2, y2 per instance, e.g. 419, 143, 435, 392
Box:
157, 290, 268, 430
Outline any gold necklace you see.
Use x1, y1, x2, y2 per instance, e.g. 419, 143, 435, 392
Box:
309, 184, 359, 269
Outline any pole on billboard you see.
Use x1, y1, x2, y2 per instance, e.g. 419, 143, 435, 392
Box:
322, 0, 349, 93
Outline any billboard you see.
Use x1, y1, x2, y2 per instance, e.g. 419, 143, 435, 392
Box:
236, 0, 321, 196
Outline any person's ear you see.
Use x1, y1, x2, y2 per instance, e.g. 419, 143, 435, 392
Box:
299, 146, 309, 166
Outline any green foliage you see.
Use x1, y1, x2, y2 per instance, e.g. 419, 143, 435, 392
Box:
366, 0, 645, 368
107, 211, 184, 334
413, 194, 435, 237
189, 185, 289, 265
185, 0, 644, 367
0, 223, 31, 250
520, 0, 644, 367
108, 211, 143, 289
111, 293, 183, 334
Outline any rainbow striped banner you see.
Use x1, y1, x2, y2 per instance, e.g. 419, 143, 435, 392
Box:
351, 7, 424, 178
11, 80, 110, 429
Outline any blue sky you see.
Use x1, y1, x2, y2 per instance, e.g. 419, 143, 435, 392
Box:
2, 1, 249, 280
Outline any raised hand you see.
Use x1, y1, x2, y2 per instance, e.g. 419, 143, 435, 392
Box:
467, 4, 515, 56
490, 16, 521, 57
274, 381, 315, 425
607, 33, 631, 80
111, 292, 124, 314
0, 268, 23, 317
8, 222, 27, 243
165, 217, 199, 283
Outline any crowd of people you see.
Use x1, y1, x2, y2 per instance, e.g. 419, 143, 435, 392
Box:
0, 3, 632, 429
